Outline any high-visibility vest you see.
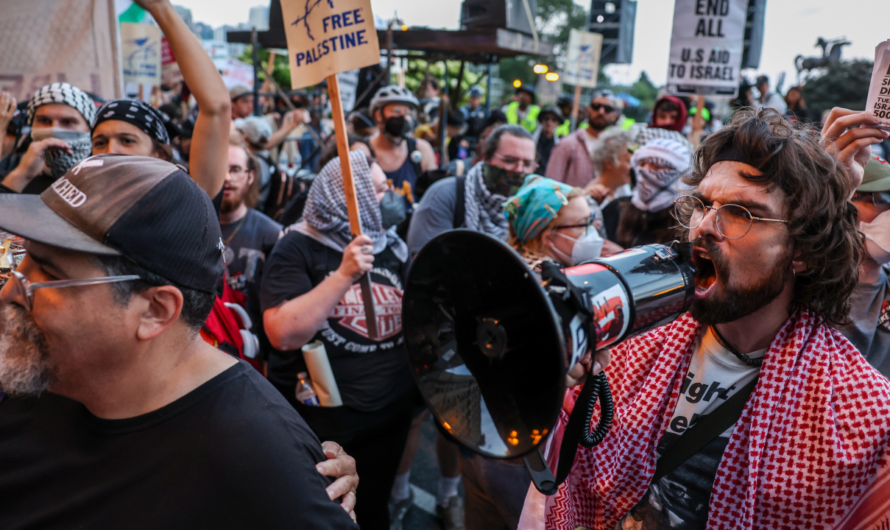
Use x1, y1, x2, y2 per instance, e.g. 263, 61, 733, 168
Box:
556, 119, 571, 138
506, 102, 541, 134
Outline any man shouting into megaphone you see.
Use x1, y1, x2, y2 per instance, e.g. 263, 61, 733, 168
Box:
521, 108, 890, 530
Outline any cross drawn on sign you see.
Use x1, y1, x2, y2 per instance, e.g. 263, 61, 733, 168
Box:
124, 38, 159, 70
291, 0, 336, 41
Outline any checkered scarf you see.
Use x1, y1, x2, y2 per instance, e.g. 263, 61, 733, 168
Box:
464, 162, 510, 239
299, 150, 408, 262
540, 310, 890, 530
25, 83, 96, 125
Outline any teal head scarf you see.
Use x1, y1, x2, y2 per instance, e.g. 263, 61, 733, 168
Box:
503, 175, 575, 244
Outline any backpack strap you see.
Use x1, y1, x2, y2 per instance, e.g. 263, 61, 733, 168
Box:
406, 137, 423, 178
453, 176, 466, 229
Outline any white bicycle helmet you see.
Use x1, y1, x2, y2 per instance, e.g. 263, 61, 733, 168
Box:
370, 85, 420, 113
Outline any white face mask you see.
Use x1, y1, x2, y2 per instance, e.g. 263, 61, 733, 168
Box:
550, 229, 604, 266
861, 209, 890, 265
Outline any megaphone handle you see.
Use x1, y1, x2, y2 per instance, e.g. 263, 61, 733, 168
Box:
525, 372, 615, 496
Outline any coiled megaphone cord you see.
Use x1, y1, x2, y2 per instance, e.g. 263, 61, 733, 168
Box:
578, 372, 614, 448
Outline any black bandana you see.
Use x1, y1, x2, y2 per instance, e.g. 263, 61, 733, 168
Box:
92, 99, 174, 144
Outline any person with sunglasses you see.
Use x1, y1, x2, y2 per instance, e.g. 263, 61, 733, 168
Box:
0, 155, 360, 529
521, 108, 890, 530
545, 90, 624, 188
838, 155, 890, 377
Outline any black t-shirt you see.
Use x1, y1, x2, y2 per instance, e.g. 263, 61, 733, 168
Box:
260, 232, 413, 411
221, 209, 281, 323
0, 361, 357, 530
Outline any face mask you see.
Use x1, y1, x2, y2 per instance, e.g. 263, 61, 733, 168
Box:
632, 166, 682, 212
384, 116, 409, 140
379, 190, 407, 229
550, 230, 605, 266
860, 209, 890, 265
30, 127, 92, 179
482, 163, 528, 197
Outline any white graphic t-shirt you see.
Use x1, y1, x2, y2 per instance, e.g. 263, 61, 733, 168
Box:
614, 327, 766, 530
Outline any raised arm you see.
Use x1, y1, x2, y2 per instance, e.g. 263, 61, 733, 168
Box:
139, 0, 229, 197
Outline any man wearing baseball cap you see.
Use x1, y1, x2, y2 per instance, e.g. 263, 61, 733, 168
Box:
0, 155, 359, 529
230, 84, 254, 119
0, 82, 96, 194
840, 155, 890, 377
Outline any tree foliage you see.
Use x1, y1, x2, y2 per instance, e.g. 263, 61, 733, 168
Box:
801, 59, 873, 116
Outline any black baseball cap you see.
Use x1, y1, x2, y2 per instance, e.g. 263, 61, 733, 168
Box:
0, 154, 224, 293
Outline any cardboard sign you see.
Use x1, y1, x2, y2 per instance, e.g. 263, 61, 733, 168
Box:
220, 58, 255, 89
563, 30, 603, 88
337, 69, 360, 112
0, 0, 122, 101
280, 0, 381, 89
121, 23, 162, 86
665, 0, 746, 97
866, 40, 890, 130
160, 37, 183, 86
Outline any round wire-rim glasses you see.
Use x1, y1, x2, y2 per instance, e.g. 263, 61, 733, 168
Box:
8, 271, 141, 312
672, 195, 788, 240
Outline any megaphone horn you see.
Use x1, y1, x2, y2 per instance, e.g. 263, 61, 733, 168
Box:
403, 230, 697, 494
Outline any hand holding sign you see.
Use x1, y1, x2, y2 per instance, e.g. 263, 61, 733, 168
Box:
866, 40, 890, 130
821, 108, 889, 191
282, 0, 382, 338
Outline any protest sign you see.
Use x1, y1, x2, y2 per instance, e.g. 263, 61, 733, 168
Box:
563, 30, 603, 89
337, 69, 360, 112
665, 0, 746, 97
220, 58, 255, 90
0, 0, 122, 101
866, 40, 890, 130
280, 0, 381, 89
121, 23, 162, 86
161, 37, 183, 86
281, 0, 382, 338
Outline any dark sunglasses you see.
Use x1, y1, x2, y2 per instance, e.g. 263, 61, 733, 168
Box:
590, 103, 616, 114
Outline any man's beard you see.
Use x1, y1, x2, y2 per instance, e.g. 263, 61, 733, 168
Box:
588, 115, 610, 131
0, 305, 53, 396
220, 187, 247, 215
689, 238, 792, 326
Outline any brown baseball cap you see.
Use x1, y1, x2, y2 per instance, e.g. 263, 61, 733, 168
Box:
0, 154, 224, 293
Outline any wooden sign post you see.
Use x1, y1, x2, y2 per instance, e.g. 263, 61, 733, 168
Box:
327, 73, 380, 339
280, 0, 384, 339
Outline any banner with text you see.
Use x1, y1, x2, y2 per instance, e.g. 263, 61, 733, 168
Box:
121, 23, 162, 86
281, 0, 380, 89
665, 0, 745, 97
563, 30, 603, 88
866, 40, 890, 129
0, 0, 122, 101
161, 37, 183, 86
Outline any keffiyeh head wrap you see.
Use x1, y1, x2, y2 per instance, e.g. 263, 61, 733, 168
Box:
26, 82, 96, 125
503, 175, 575, 244
299, 150, 408, 262
630, 137, 692, 213
92, 99, 173, 144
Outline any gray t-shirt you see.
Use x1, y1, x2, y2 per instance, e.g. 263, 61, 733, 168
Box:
838, 266, 890, 378
407, 176, 462, 255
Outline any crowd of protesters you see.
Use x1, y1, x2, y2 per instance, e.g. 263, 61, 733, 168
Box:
1, 1, 890, 529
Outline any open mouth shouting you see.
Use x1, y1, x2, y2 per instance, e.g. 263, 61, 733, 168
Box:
692, 247, 718, 300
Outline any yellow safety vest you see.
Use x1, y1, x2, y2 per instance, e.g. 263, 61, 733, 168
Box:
506, 102, 541, 134
556, 120, 571, 138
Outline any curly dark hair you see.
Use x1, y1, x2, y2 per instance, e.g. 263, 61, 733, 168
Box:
681, 107, 864, 327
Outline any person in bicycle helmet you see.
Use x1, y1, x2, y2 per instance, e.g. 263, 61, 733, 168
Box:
368, 85, 436, 211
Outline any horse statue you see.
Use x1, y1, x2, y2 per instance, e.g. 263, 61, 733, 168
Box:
795, 37, 851, 80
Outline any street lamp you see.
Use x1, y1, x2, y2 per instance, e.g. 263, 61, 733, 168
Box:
533, 64, 549, 74
545, 72, 560, 82
513, 79, 522, 88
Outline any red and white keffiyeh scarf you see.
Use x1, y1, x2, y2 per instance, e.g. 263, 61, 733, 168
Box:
540, 309, 890, 530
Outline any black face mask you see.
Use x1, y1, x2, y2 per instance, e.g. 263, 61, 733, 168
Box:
384, 116, 409, 139
379, 191, 407, 229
